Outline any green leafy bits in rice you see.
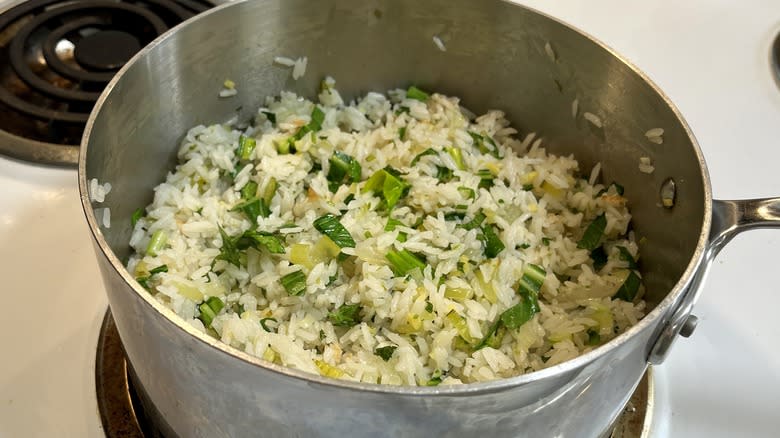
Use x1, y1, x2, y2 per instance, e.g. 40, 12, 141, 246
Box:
127, 80, 647, 385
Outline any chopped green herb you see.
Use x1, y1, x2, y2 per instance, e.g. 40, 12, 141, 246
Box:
135, 276, 150, 289
386, 249, 426, 277
313, 214, 356, 248
614, 270, 641, 302
467, 131, 501, 158
262, 178, 278, 205
577, 214, 606, 250
425, 301, 434, 313
214, 226, 242, 267
480, 224, 505, 258
518, 263, 546, 297
411, 148, 437, 165
198, 296, 225, 328
241, 181, 258, 200
237, 135, 257, 161
516, 243, 531, 250
477, 168, 494, 189
522, 183, 534, 191
260, 317, 277, 333
542, 237, 551, 246
280, 270, 307, 296
231, 197, 266, 223
149, 264, 168, 275
398, 126, 407, 141
426, 369, 443, 386
328, 304, 362, 327
616, 246, 638, 269
327, 151, 362, 191
363, 167, 410, 210
458, 187, 475, 200
385, 218, 408, 242
435, 166, 454, 183
146, 229, 168, 256
590, 246, 608, 271
461, 212, 486, 231
395, 106, 410, 116
445, 147, 466, 170
586, 329, 601, 346
374, 345, 397, 361
406, 86, 430, 101
131, 208, 144, 228
261, 111, 276, 124
237, 230, 285, 254
444, 211, 466, 221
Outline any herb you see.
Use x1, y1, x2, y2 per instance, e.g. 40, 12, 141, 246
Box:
237, 230, 285, 254
590, 246, 608, 271
426, 369, 443, 386
261, 111, 276, 124
425, 301, 434, 313
149, 264, 168, 275
445, 146, 466, 170
363, 167, 410, 210
435, 166, 453, 183
145, 229, 168, 256
385, 218, 408, 242
260, 317, 277, 333
411, 148, 437, 165
231, 198, 268, 223
215, 226, 242, 267
616, 246, 638, 269
237, 135, 256, 161
386, 249, 426, 277
522, 183, 534, 191
262, 177, 278, 205
198, 296, 225, 328
541, 237, 551, 246
460, 212, 486, 231
518, 263, 546, 297
406, 86, 430, 101
327, 151, 362, 192
313, 214, 356, 248
614, 270, 641, 302
283, 106, 326, 153
577, 214, 606, 250
131, 208, 144, 227
135, 276, 150, 289
374, 345, 397, 361
586, 329, 601, 346
475, 287, 541, 350
280, 270, 307, 296
467, 131, 501, 158
458, 187, 475, 200
477, 168, 494, 189
398, 126, 407, 141
480, 224, 505, 258
241, 181, 258, 200
444, 211, 466, 221
328, 304, 362, 327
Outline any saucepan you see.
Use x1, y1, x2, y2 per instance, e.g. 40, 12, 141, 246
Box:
77, 0, 780, 436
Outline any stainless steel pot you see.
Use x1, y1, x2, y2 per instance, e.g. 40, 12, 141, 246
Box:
78, 0, 780, 436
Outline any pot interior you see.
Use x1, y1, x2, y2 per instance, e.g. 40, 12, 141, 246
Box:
82, 0, 707, 325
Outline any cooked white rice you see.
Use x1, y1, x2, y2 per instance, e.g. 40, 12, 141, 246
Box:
433, 35, 447, 52
89, 178, 111, 203
127, 82, 646, 385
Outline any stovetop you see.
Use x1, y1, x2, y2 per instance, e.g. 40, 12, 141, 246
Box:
1, 0, 779, 436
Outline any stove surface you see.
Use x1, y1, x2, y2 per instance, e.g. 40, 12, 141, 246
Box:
1, 0, 779, 437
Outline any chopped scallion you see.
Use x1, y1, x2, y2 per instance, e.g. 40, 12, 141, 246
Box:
374, 345, 397, 361
328, 303, 362, 327
198, 296, 225, 328
131, 207, 144, 227
406, 86, 429, 101
237, 230, 285, 254
445, 147, 466, 170
614, 270, 641, 301
411, 148, 437, 165
577, 214, 606, 250
461, 212, 486, 231
145, 229, 168, 256
385, 218, 408, 242
260, 317, 277, 332
426, 369, 443, 386
398, 126, 407, 141
386, 249, 426, 277
241, 181, 258, 200
214, 226, 242, 267
237, 135, 256, 161
149, 264, 168, 275
480, 224, 505, 258
518, 263, 546, 297
586, 329, 601, 346
435, 166, 453, 183
327, 151, 362, 192
590, 246, 608, 271
280, 270, 307, 296
477, 168, 494, 189
262, 178, 278, 205
458, 187, 475, 200
363, 167, 410, 210
313, 214, 356, 248
616, 246, 638, 269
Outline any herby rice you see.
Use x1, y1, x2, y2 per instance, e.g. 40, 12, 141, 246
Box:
128, 79, 646, 386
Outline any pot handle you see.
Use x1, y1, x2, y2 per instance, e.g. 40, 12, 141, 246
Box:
648, 197, 780, 365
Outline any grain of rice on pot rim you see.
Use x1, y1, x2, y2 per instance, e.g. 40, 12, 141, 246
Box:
127, 79, 646, 386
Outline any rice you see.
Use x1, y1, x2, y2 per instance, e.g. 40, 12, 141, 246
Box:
571, 99, 578, 119
638, 157, 655, 174
433, 35, 447, 52
583, 112, 602, 128
645, 128, 664, 145
544, 41, 556, 62
292, 57, 308, 80
88, 178, 111, 203
127, 82, 646, 386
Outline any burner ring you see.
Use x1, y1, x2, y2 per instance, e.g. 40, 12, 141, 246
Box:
75, 29, 142, 70
8, 1, 168, 102
41, 17, 118, 83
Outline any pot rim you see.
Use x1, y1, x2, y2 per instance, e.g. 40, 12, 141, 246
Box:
78, 0, 713, 396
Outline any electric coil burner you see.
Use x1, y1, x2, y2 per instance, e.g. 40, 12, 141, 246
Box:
0, 0, 213, 165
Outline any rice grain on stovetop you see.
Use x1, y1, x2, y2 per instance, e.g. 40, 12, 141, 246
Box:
127, 79, 646, 386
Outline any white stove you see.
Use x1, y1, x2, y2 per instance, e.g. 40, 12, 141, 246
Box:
1, 0, 779, 436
